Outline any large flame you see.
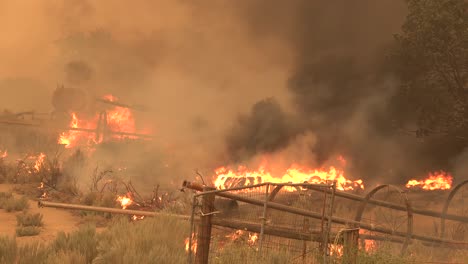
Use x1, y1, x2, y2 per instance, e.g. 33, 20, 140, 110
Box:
406, 171, 453, 190
58, 94, 145, 148
214, 163, 364, 191
59, 113, 99, 148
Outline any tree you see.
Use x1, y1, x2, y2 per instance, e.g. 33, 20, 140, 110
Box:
392, 0, 468, 137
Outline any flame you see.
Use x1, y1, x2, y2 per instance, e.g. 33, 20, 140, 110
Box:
59, 113, 99, 148
330, 244, 343, 256
131, 215, 145, 221
226, 230, 244, 241
184, 233, 197, 253
116, 193, 133, 209
248, 233, 258, 246
406, 171, 453, 190
37, 181, 48, 198
214, 163, 364, 191
359, 229, 377, 252
1, 150, 7, 158
33, 153, 46, 172
58, 94, 147, 148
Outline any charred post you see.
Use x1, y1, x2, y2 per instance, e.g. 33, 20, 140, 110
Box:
195, 186, 216, 264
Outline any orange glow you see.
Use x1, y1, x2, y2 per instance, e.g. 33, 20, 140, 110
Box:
184, 233, 197, 254
33, 152, 46, 172
0, 150, 7, 158
131, 215, 145, 221
359, 229, 377, 252
406, 171, 453, 190
107, 106, 136, 139
214, 162, 364, 191
248, 233, 258, 246
59, 113, 99, 148
226, 230, 244, 241
116, 193, 133, 209
330, 244, 343, 256
58, 94, 147, 148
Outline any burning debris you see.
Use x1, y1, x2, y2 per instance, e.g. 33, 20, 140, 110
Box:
213, 162, 364, 191
406, 171, 453, 191
58, 94, 151, 149
116, 192, 134, 210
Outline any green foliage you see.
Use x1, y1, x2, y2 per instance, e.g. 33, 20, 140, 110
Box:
392, 0, 468, 134
17, 212, 43, 227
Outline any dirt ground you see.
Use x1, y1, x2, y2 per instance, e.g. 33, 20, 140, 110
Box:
0, 184, 81, 244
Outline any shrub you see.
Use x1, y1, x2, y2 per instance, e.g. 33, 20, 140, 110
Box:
17, 212, 43, 227
16, 226, 41, 237
0, 192, 13, 208
3, 196, 29, 212
50, 225, 99, 263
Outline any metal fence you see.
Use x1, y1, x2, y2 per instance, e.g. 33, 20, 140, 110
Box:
182, 180, 468, 264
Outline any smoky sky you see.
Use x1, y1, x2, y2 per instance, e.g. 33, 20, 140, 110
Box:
2, 0, 463, 184
222, 0, 444, 182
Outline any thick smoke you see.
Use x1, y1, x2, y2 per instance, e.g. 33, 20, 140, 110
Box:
1, 1, 461, 186
225, 98, 301, 163
223, 1, 439, 183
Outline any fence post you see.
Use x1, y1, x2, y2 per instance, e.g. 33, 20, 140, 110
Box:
342, 226, 359, 264
322, 182, 336, 264
259, 184, 269, 255
195, 187, 216, 264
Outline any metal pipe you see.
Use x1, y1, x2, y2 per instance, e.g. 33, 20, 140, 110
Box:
66, 127, 154, 138
38, 200, 189, 220
307, 186, 468, 223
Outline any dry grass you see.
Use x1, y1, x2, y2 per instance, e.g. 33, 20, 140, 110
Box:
1, 210, 468, 263
0, 195, 29, 212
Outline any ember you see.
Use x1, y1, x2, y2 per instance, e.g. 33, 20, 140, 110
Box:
226, 230, 244, 241
185, 233, 197, 254
248, 233, 258, 246
406, 171, 453, 191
